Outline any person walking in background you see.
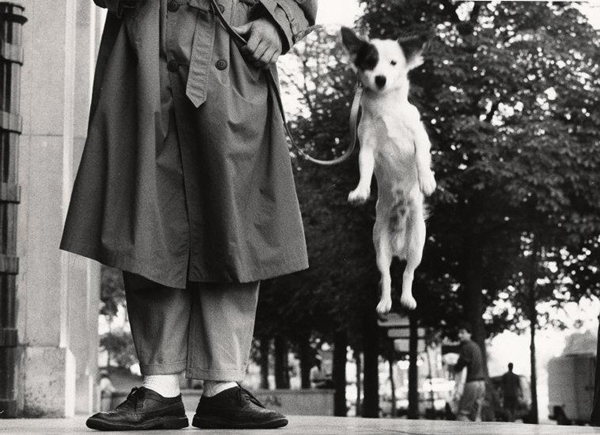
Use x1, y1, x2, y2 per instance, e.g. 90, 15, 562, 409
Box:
453, 323, 486, 421
309, 356, 327, 388
310, 356, 333, 389
502, 362, 522, 422
61, 0, 318, 431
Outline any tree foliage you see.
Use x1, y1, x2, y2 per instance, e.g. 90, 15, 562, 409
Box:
100, 330, 137, 369
356, 0, 600, 338
100, 265, 126, 318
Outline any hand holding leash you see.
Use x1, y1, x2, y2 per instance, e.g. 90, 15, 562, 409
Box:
210, 0, 359, 166
231, 19, 283, 68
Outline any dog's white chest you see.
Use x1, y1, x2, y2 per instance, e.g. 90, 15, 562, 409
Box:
361, 106, 417, 159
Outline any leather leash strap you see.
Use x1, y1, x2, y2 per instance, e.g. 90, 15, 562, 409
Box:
208, 0, 360, 166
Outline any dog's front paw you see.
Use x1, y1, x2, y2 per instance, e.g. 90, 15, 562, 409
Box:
419, 171, 436, 196
348, 187, 370, 204
376, 297, 392, 315
400, 294, 417, 310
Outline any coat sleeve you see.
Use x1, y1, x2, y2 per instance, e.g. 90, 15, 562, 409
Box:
258, 0, 318, 53
93, 0, 135, 18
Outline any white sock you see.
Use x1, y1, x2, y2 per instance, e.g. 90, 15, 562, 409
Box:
142, 374, 181, 398
203, 381, 237, 397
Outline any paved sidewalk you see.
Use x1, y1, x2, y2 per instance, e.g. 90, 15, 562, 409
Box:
1, 415, 600, 435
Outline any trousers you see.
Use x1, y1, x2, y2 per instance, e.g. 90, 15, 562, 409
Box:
123, 272, 259, 381
458, 380, 486, 422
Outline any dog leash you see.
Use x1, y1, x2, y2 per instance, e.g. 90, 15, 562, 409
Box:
208, 0, 361, 166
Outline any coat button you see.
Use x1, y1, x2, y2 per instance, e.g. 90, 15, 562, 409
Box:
218, 4, 225, 12
167, 60, 179, 72
168, 1, 179, 12
215, 59, 228, 70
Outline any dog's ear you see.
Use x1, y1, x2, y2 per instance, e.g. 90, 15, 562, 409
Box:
341, 26, 366, 55
398, 33, 430, 70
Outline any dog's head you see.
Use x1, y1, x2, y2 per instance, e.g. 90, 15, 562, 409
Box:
341, 27, 429, 93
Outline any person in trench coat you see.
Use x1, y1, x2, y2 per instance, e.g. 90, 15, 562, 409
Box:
61, 0, 317, 430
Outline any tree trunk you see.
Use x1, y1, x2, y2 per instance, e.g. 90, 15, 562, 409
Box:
388, 344, 396, 418
408, 312, 419, 419
528, 304, 539, 424
464, 222, 494, 421
355, 350, 362, 417
464, 231, 487, 372
589, 315, 600, 425
333, 331, 348, 416
259, 338, 270, 389
527, 244, 540, 424
274, 336, 290, 389
362, 307, 379, 417
299, 334, 312, 389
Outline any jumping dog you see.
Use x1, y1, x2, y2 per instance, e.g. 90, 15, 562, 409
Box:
342, 27, 436, 314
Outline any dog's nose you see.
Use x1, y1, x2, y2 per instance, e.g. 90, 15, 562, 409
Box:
375, 75, 387, 89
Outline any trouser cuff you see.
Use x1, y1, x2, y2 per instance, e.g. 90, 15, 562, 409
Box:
140, 361, 187, 375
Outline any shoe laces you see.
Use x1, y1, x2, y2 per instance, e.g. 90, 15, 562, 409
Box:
237, 385, 265, 409
117, 387, 146, 411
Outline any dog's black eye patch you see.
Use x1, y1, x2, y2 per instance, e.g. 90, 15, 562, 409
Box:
355, 42, 379, 71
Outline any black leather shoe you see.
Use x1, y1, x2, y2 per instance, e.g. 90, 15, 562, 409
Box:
86, 387, 188, 431
192, 385, 288, 429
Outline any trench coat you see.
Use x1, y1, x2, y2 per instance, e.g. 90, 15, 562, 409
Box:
60, 0, 317, 288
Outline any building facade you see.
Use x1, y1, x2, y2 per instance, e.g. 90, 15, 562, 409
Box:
11, 0, 104, 417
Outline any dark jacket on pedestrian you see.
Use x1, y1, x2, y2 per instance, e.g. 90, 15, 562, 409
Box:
502, 371, 521, 399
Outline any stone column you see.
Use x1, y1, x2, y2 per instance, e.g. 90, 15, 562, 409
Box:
16, 0, 103, 417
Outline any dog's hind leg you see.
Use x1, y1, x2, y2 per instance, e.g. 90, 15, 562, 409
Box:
400, 208, 426, 310
374, 221, 394, 314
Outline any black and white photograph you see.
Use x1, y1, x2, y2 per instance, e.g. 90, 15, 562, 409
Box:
1, 1, 599, 434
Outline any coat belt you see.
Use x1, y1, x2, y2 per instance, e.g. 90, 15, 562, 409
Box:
185, 0, 221, 107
